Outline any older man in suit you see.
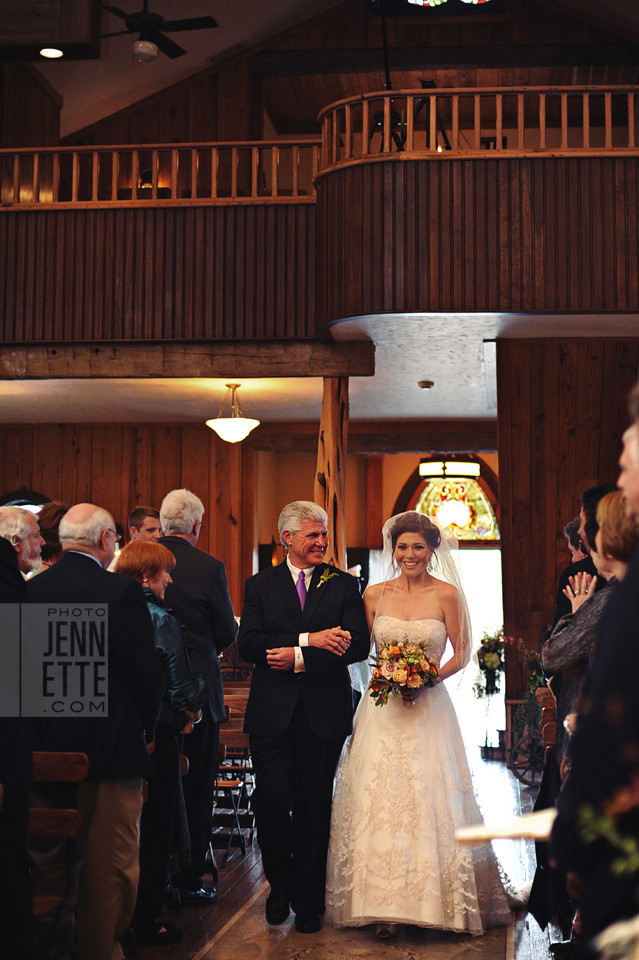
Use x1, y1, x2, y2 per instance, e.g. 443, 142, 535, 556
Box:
159, 488, 237, 906
28, 503, 165, 960
238, 500, 369, 935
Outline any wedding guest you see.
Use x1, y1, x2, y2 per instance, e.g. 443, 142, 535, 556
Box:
551, 424, 639, 943
128, 506, 162, 542
0, 505, 45, 576
550, 483, 616, 630
116, 540, 206, 947
564, 516, 586, 565
28, 504, 164, 960
159, 489, 237, 907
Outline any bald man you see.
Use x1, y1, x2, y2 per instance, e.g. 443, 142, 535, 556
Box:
28, 503, 164, 960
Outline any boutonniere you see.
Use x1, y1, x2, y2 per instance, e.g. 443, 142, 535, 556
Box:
317, 566, 340, 588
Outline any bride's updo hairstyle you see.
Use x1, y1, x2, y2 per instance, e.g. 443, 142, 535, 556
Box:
389, 513, 441, 553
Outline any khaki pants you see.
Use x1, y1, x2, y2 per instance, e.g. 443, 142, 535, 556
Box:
76, 779, 143, 960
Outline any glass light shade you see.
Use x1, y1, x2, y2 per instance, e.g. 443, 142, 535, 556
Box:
132, 40, 158, 61
206, 417, 260, 443
40, 48, 63, 58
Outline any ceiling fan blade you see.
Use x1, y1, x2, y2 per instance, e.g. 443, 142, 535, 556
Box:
102, 5, 131, 20
151, 30, 188, 59
160, 16, 218, 32
101, 29, 134, 38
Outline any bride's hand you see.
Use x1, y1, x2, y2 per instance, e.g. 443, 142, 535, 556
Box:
400, 689, 424, 706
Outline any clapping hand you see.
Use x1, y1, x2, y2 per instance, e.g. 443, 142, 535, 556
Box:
563, 571, 596, 612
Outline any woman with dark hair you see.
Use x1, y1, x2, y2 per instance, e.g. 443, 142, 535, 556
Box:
115, 540, 206, 947
326, 511, 513, 938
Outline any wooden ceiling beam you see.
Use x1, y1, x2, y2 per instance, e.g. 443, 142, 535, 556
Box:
250, 43, 639, 77
250, 420, 497, 454
0, 341, 375, 379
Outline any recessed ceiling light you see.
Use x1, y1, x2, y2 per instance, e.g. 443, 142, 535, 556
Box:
40, 48, 63, 58
418, 380, 434, 389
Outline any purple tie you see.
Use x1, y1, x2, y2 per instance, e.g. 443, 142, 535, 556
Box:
296, 570, 307, 610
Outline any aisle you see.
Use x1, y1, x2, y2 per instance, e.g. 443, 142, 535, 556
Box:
137, 758, 556, 960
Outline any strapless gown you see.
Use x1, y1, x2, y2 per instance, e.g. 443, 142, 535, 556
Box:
325, 617, 512, 935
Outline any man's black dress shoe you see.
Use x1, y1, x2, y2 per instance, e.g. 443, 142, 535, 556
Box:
265, 890, 290, 925
295, 912, 321, 934
178, 886, 218, 907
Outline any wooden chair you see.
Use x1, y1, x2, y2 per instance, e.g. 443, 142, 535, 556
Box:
30, 752, 89, 918
213, 694, 255, 865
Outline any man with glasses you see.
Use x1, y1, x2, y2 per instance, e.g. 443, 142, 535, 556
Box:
28, 503, 164, 960
159, 489, 237, 906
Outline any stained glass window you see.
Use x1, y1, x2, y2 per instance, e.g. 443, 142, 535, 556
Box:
415, 477, 500, 541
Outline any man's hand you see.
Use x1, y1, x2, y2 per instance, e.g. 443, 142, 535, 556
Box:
184, 709, 202, 723
266, 647, 296, 671
308, 627, 351, 655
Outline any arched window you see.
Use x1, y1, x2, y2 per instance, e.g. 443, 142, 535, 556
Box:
392, 455, 499, 543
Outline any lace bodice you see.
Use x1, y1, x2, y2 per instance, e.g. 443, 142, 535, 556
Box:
373, 616, 448, 664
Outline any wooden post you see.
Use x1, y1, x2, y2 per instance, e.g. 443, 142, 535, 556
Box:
314, 377, 349, 571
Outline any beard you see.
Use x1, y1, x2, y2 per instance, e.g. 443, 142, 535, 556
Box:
24, 553, 43, 573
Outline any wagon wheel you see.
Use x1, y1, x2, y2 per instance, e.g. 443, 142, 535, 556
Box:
509, 732, 545, 786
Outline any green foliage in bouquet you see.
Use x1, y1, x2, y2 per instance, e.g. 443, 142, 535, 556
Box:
511, 643, 546, 738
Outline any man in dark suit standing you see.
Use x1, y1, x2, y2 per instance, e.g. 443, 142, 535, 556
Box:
159, 488, 237, 906
238, 501, 369, 935
28, 503, 164, 960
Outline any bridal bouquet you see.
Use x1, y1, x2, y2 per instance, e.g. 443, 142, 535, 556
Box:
369, 637, 439, 707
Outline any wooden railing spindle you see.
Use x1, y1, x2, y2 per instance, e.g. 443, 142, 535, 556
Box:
91, 151, 98, 201
251, 147, 258, 197
111, 151, 118, 200
561, 93, 568, 149
312, 145, 319, 192
605, 92, 612, 149
271, 146, 278, 197
629, 93, 636, 149
583, 92, 590, 149
496, 94, 503, 150
32, 153, 39, 203
345, 104, 352, 159
231, 147, 238, 198
332, 111, 338, 165
383, 97, 391, 154
406, 95, 414, 152
452, 95, 459, 151
151, 149, 158, 200
211, 148, 217, 198
71, 152, 79, 202
430, 95, 437, 152
474, 95, 481, 150
292, 145, 299, 196
171, 149, 178, 198
539, 94, 546, 151
190, 148, 197, 200
131, 150, 138, 200
52, 153, 59, 202
518, 93, 524, 150
362, 99, 369, 157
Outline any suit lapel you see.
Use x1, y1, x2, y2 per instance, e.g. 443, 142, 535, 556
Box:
273, 561, 303, 614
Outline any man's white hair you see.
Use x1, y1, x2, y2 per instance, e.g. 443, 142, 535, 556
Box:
623, 425, 639, 471
0, 506, 34, 545
59, 507, 113, 548
278, 501, 328, 546
160, 489, 205, 536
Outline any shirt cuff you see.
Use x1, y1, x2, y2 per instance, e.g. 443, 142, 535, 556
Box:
299, 633, 309, 646
294, 646, 306, 673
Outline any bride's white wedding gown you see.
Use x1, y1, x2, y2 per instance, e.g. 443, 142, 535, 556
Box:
325, 617, 513, 935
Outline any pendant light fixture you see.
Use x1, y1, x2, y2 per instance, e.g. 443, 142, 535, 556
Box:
206, 383, 260, 443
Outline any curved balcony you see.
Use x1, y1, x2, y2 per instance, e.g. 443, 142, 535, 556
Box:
314, 86, 639, 324
316, 86, 639, 179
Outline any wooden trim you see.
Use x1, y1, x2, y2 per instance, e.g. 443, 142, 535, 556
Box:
250, 420, 497, 454
249, 46, 639, 78
0, 341, 374, 379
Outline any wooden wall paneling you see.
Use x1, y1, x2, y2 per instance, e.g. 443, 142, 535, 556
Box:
31, 424, 63, 501
59, 425, 93, 506
90, 425, 123, 524
179, 424, 211, 555
0, 64, 60, 149
208, 433, 243, 612
127, 425, 154, 520
598, 342, 639, 481
158, 89, 191, 144
240, 442, 257, 591
365, 455, 383, 549
188, 76, 217, 142
150, 426, 182, 524
0, 426, 33, 496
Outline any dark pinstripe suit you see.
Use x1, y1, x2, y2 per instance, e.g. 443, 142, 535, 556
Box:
238, 560, 369, 915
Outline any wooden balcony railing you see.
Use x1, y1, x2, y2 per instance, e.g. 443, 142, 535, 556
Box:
317, 86, 639, 175
0, 140, 320, 210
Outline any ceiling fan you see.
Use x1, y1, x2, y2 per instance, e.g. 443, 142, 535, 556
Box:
102, 2, 218, 60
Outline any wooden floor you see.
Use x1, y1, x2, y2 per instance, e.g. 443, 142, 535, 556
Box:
137, 754, 558, 960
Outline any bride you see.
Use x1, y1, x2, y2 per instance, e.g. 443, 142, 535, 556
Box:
325, 511, 513, 937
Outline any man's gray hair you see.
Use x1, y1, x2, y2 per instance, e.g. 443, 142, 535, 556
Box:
278, 501, 328, 546
59, 507, 114, 548
0, 506, 34, 545
160, 489, 205, 536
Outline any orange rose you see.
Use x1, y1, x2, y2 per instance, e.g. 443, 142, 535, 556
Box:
392, 668, 408, 685
407, 674, 422, 689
